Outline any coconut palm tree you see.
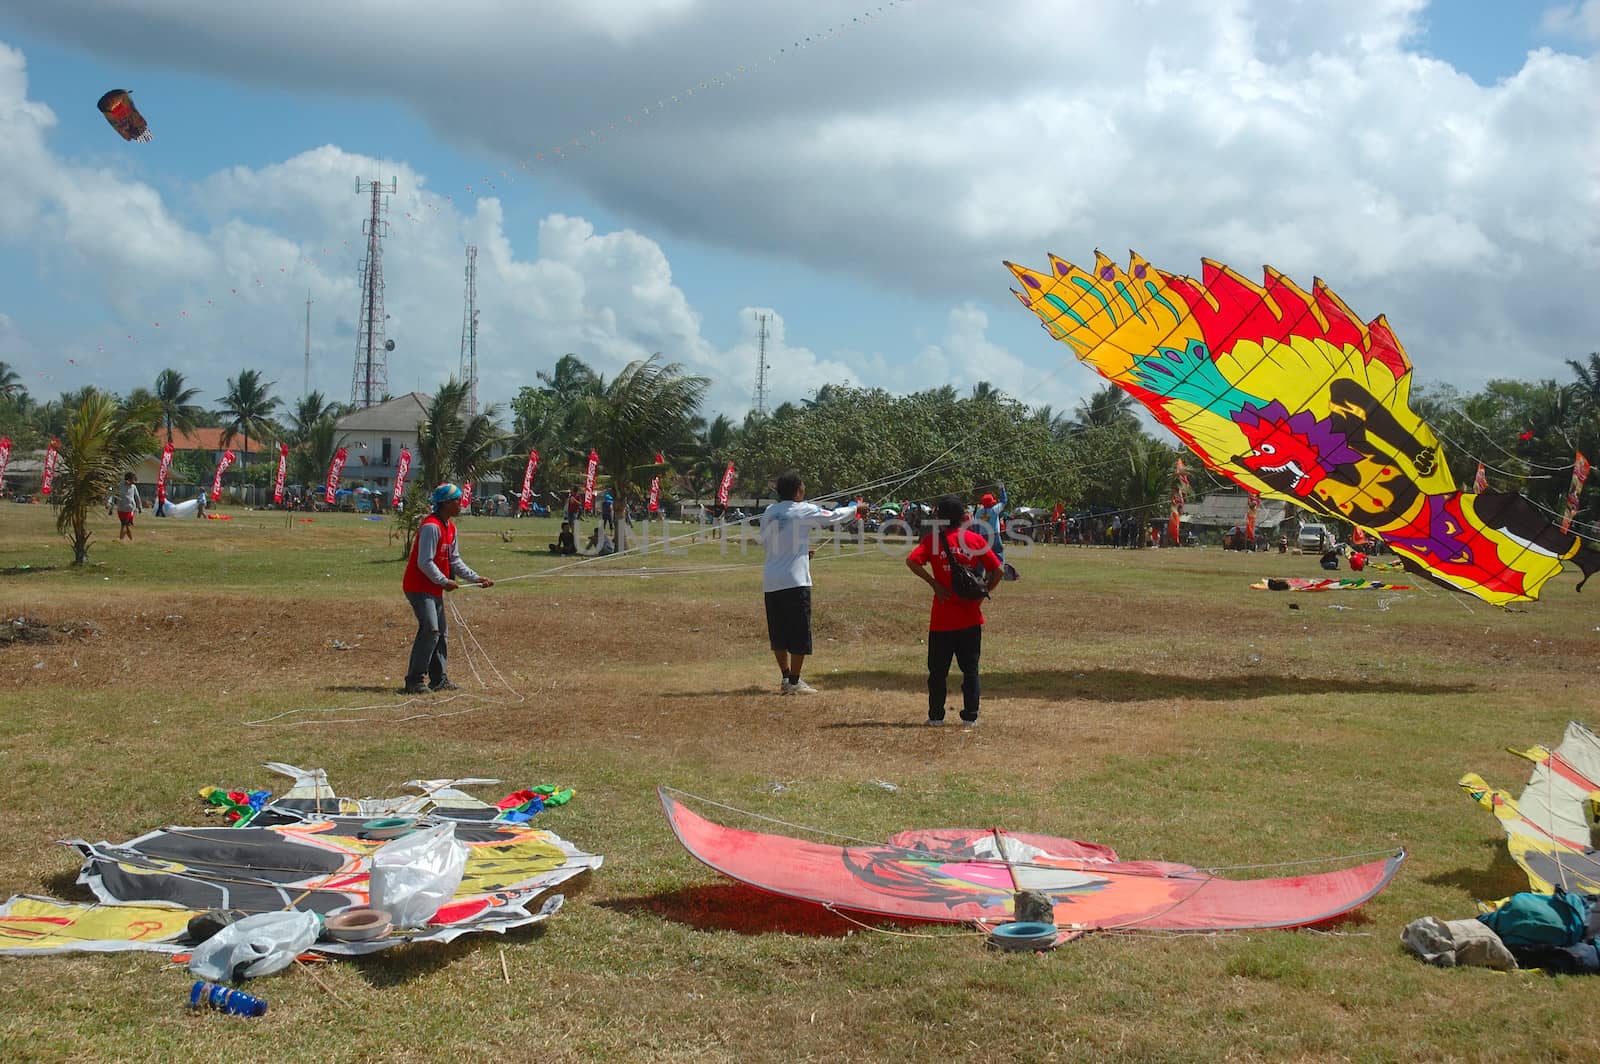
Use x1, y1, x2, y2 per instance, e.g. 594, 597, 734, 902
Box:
577, 356, 707, 515
153, 369, 204, 445
0, 361, 21, 400
54, 389, 161, 564
415, 378, 503, 491
218, 369, 281, 471
1072, 384, 1140, 431
287, 391, 341, 440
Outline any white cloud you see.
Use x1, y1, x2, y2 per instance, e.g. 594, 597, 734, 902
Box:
0, 0, 1596, 413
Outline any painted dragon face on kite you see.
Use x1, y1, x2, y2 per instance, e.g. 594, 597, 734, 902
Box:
1233, 401, 1363, 498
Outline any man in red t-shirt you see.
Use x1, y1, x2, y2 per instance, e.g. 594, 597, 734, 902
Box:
905, 494, 1003, 727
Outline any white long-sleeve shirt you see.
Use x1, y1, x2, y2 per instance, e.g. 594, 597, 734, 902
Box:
759, 499, 860, 592
414, 520, 481, 586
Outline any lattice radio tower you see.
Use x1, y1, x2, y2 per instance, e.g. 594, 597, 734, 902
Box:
458, 245, 480, 416
350, 177, 397, 408
752, 312, 771, 416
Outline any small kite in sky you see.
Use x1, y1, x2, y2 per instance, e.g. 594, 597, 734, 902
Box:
97, 89, 152, 142
1006, 251, 1600, 607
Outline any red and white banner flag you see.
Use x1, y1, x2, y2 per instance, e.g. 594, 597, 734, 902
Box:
717, 461, 736, 506
1561, 451, 1590, 534
462, 480, 474, 509
40, 438, 60, 496
210, 449, 235, 502
1472, 462, 1488, 494
647, 452, 664, 513
391, 446, 411, 507
0, 436, 12, 486
272, 441, 289, 504
583, 449, 599, 511
1167, 458, 1187, 544
156, 442, 174, 503
1245, 489, 1260, 539
519, 450, 539, 512
324, 446, 347, 504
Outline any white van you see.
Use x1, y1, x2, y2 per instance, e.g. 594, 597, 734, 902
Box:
1298, 524, 1332, 552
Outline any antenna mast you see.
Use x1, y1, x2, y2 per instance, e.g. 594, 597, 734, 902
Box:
350, 177, 396, 408
752, 312, 770, 417
303, 291, 313, 397
459, 245, 479, 415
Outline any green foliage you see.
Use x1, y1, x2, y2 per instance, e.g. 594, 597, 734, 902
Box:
218, 368, 282, 470
415, 378, 503, 490
153, 369, 204, 445
53, 389, 161, 564
576, 355, 708, 518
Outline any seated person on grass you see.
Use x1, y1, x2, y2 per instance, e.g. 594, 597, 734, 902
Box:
548, 522, 578, 555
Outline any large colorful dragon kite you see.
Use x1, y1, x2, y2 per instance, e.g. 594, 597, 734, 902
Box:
1006, 251, 1600, 606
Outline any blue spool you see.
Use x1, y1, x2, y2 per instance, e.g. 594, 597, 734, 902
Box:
987, 921, 1060, 952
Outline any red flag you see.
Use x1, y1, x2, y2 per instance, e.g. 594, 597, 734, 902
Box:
391, 446, 411, 507
210, 449, 235, 502
324, 446, 347, 504
717, 461, 736, 506
0, 436, 13, 487
519, 450, 539, 512
1472, 462, 1487, 494
462, 480, 474, 509
156, 441, 174, 503
272, 441, 288, 504
647, 452, 664, 513
1561, 451, 1590, 534
1245, 489, 1260, 539
583, 449, 598, 511
1167, 458, 1187, 545
40, 438, 60, 496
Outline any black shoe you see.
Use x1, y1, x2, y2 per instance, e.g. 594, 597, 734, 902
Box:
430, 679, 460, 692
402, 682, 430, 695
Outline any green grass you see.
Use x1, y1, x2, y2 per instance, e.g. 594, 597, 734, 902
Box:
2, 502, 1600, 1062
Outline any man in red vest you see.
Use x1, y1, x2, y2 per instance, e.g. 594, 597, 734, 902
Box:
402, 483, 493, 694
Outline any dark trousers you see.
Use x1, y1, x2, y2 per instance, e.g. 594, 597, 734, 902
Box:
405, 591, 448, 686
927, 625, 982, 722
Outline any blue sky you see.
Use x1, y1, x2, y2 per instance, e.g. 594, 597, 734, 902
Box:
0, 0, 1595, 418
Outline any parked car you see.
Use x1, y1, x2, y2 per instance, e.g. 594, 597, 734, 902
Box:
1297, 523, 1332, 552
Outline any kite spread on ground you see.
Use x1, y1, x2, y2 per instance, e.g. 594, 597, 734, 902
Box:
1005, 251, 1600, 606
661, 789, 1402, 935
96, 89, 151, 143
1461, 721, 1600, 895
0, 764, 601, 958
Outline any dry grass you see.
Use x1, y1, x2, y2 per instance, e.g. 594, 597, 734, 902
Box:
3, 504, 1600, 1061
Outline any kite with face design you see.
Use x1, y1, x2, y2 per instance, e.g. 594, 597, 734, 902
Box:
1005, 251, 1600, 606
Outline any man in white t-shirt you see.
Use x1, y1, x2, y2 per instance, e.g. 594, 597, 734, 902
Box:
759, 470, 866, 695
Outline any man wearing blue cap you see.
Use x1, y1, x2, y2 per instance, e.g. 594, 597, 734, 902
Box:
401, 483, 494, 694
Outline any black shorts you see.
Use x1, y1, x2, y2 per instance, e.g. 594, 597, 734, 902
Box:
764, 586, 813, 655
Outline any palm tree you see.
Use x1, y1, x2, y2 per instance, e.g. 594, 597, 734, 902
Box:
295, 414, 348, 491
55, 389, 161, 564
218, 369, 281, 471
287, 391, 341, 441
1567, 353, 1600, 414
0, 361, 21, 400
686, 412, 740, 500
575, 357, 708, 536
153, 369, 204, 445
1072, 384, 1140, 431
415, 378, 503, 491
968, 380, 1002, 403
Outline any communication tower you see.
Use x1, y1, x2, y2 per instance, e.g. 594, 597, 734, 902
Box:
459, 245, 480, 415
752, 312, 771, 416
350, 177, 397, 408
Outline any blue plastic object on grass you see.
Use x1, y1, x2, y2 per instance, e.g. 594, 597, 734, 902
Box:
987, 921, 1060, 951
189, 981, 268, 1017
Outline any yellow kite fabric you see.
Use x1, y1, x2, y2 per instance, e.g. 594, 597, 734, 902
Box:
1006, 252, 1600, 605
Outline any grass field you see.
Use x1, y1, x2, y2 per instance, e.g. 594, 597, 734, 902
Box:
2, 502, 1599, 1062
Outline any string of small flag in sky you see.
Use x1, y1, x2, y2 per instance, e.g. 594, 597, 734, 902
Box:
24, 3, 911, 387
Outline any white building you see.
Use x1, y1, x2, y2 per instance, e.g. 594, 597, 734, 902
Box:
334, 392, 431, 494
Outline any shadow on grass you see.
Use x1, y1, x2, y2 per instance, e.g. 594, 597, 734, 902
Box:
816, 668, 1475, 702
39, 869, 95, 902
0, 565, 57, 576
326, 684, 403, 694
819, 721, 942, 731
351, 924, 550, 987
598, 883, 869, 937
1422, 840, 1532, 901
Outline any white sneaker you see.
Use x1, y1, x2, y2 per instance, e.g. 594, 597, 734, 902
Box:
787, 678, 819, 694
779, 680, 794, 695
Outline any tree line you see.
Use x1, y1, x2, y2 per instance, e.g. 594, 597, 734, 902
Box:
3, 346, 1596, 565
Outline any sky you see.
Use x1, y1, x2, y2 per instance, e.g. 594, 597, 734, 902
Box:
0, 0, 1595, 423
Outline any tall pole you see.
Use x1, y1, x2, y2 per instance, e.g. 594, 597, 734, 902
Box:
459, 245, 479, 416
303, 291, 313, 397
